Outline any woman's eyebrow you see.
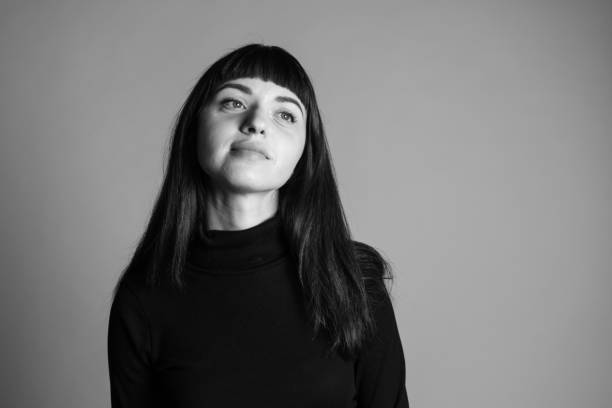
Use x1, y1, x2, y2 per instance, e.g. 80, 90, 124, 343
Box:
216, 82, 304, 117
216, 83, 252, 95
275, 96, 304, 117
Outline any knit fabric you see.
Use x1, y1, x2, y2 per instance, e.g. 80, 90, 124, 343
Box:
107, 213, 409, 407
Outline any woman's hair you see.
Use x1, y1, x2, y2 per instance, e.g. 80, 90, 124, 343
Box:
114, 43, 394, 359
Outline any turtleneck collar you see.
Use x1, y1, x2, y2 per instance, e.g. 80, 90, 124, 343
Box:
187, 213, 289, 273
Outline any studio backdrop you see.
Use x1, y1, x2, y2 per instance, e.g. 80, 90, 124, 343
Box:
0, 1, 610, 407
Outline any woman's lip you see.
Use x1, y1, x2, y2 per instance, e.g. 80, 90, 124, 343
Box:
230, 148, 269, 159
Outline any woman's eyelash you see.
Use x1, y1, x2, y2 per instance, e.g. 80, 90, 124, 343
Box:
220, 98, 296, 123
220, 98, 245, 110
279, 111, 296, 123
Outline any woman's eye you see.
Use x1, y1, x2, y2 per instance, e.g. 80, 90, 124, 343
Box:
221, 99, 245, 110
279, 111, 296, 123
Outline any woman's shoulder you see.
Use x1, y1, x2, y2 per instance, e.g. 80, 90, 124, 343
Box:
114, 268, 148, 294
352, 239, 392, 301
352, 239, 390, 279
111, 268, 165, 315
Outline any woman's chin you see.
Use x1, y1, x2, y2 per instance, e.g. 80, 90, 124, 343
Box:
218, 176, 277, 195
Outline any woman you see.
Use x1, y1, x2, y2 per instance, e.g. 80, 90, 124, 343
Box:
108, 43, 409, 408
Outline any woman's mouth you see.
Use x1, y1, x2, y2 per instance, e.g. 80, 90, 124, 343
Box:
230, 148, 268, 160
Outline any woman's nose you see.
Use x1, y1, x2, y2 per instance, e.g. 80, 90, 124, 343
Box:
240, 107, 266, 135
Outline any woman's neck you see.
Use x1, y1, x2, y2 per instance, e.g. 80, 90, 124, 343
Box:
205, 188, 279, 231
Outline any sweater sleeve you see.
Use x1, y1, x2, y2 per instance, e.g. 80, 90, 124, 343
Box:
355, 292, 410, 408
107, 281, 155, 408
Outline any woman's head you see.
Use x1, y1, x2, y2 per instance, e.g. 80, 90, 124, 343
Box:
170, 44, 325, 212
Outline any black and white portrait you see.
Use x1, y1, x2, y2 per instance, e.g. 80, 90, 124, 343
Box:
1, 1, 611, 407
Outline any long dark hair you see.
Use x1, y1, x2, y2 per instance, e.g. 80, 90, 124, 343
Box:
114, 44, 394, 359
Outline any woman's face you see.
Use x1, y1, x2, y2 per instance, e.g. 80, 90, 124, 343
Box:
197, 77, 307, 195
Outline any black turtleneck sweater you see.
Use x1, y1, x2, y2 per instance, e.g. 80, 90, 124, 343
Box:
107, 214, 409, 407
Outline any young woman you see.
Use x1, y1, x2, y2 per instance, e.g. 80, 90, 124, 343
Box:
107, 43, 409, 408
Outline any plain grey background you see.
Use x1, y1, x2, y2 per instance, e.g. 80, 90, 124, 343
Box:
1, 0, 610, 407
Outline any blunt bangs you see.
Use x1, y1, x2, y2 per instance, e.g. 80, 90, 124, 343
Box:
210, 44, 313, 114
